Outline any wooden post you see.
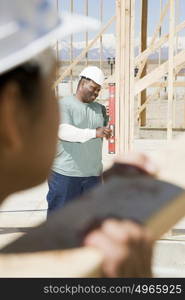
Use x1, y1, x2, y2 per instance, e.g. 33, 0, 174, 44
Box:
159, 0, 162, 67
70, 0, 74, 94
115, 0, 135, 153
129, 0, 135, 150
167, 0, 175, 140
115, 0, 121, 155
140, 0, 148, 126
99, 0, 103, 102
100, 0, 103, 70
136, 0, 170, 80
173, 0, 179, 128
85, 0, 89, 66
136, 0, 170, 125
55, 0, 59, 99
159, 0, 162, 105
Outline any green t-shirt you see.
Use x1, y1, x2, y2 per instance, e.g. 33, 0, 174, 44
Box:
52, 95, 108, 177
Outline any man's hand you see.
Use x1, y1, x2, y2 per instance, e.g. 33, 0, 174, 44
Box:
83, 219, 154, 278
96, 127, 112, 139
103, 127, 112, 139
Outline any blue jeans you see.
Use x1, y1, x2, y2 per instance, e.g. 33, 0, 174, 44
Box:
46, 171, 102, 215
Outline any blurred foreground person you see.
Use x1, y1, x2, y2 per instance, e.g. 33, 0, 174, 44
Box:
0, 0, 154, 277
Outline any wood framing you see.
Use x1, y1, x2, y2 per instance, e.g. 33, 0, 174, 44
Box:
136, 0, 170, 80
140, 0, 148, 126
135, 20, 185, 66
99, 0, 103, 70
54, 15, 116, 88
167, 0, 175, 139
70, 0, 74, 94
115, 0, 135, 153
85, 0, 89, 66
135, 49, 185, 95
54, 0, 185, 150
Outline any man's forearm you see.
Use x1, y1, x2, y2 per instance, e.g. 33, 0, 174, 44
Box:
58, 124, 96, 143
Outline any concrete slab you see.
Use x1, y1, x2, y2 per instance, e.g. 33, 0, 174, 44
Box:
0, 210, 47, 250
0, 182, 48, 211
153, 239, 185, 277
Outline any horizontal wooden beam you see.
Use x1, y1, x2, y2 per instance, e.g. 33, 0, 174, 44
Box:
151, 81, 185, 87
135, 49, 185, 95
140, 127, 185, 131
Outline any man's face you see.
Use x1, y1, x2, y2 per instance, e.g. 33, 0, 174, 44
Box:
81, 79, 101, 103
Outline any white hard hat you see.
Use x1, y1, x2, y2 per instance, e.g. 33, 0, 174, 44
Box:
0, 0, 100, 74
79, 66, 105, 86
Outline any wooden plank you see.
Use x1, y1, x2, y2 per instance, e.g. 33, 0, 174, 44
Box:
99, 0, 103, 102
134, 49, 185, 95
140, 0, 148, 126
55, 0, 59, 99
118, 1, 128, 153
129, 0, 135, 149
85, 0, 89, 66
53, 15, 116, 88
70, 0, 74, 94
115, 0, 135, 153
175, 61, 185, 75
121, 0, 131, 152
167, 0, 175, 140
99, 0, 103, 70
135, 20, 185, 65
136, 0, 170, 80
158, 0, 163, 105
150, 82, 185, 87
115, 0, 121, 155
137, 0, 170, 128
173, 0, 180, 128
158, 0, 162, 67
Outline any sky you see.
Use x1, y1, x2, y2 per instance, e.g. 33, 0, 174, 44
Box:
57, 0, 185, 49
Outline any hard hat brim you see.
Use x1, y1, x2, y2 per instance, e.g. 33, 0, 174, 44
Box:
0, 12, 100, 74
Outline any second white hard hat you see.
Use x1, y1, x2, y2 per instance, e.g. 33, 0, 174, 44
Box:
79, 66, 105, 86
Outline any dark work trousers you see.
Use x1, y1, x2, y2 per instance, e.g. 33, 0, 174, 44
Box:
46, 171, 102, 216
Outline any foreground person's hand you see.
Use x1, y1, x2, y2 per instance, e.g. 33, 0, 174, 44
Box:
103, 152, 158, 181
115, 152, 158, 176
83, 219, 154, 278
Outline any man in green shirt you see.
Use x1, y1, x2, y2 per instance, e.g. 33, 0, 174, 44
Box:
47, 66, 112, 214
